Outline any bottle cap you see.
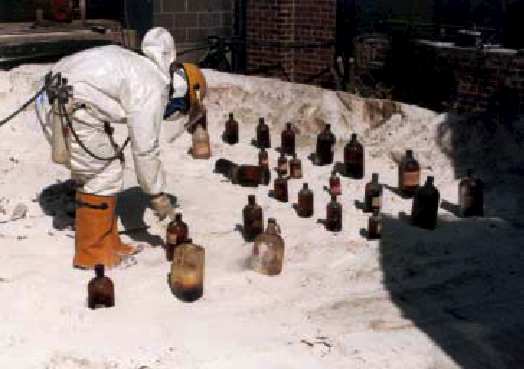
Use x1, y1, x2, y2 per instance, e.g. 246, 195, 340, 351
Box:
94, 264, 105, 277
325, 124, 331, 130
372, 173, 379, 182
229, 112, 234, 119
406, 149, 413, 157
351, 133, 357, 140
259, 117, 265, 124
248, 195, 256, 204
303, 183, 308, 189
175, 213, 182, 221
426, 176, 435, 185
287, 122, 292, 129
268, 218, 276, 225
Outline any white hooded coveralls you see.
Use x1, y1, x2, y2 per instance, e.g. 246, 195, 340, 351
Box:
49, 27, 176, 196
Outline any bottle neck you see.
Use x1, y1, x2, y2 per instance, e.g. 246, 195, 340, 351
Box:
248, 196, 256, 206
372, 173, 379, 184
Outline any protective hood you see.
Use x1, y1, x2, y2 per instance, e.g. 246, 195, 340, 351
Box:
141, 27, 176, 79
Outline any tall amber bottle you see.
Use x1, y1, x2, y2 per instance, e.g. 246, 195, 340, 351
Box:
326, 194, 342, 232
281, 122, 295, 156
252, 218, 285, 276
243, 195, 264, 241
329, 169, 342, 196
364, 173, 383, 213
289, 153, 303, 179
170, 240, 205, 302
192, 122, 211, 159
274, 172, 288, 202
166, 213, 189, 261
88, 264, 115, 309
224, 112, 239, 144
411, 176, 440, 230
256, 117, 271, 148
316, 124, 336, 165
367, 209, 382, 240
277, 152, 288, 176
459, 169, 484, 217
344, 133, 365, 179
297, 183, 314, 218
398, 149, 420, 197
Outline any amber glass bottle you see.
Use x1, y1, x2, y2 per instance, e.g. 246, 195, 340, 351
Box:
344, 133, 364, 179
170, 240, 205, 302
259, 164, 271, 186
224, 112, 239, 144
281, 122, 295, 156
243, 195, 264, 241
274, 173, 288, 202
316, 124, 336, 165
258, 148, 269, 167
233, 165, 261, 187
364, 173, 383, 213
252, 218, 285, 276
88, 264, 115, 309
256, 117, 271, 148
398, 149, 420, 197
166, 213, 189, 261
289, 153, 303, 179
411, 176, 440, 230
192, 122, 211, 159
326, 194, 342, 232
459, 169, 484, 217
277, 153, 288, 176
297, 183, 314, 218
367, 209, 382, 240
329, 169, 342, 196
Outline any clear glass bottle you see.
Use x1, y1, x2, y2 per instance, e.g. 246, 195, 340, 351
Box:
256, 117, 271, 148
289, 153, 303, 179
364, 173, 383, 213
274, 172, 288, 202
166, 213, 189, 262
297, 183, 314, 218
367, 209, 382, 240
326, 194, 342, 232
277, 152, 288, 176
281, 122, 295, 156
243, 195, 264, 241
316, 124, 336, 165
399, 149, 420, 197
88, 264, 115, 309
224, 112, 239, 144
329, 169, 342, 196
170, 240, 205, 302
344, 133, 365, 179
411, 176, 440, 230
459, 169, 484, 217
192, 122, 211, 159
252, 218, 285, 276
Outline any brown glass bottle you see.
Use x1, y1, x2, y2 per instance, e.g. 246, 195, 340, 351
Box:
243, 195, 264, 241
232, 165, 261, 187
398, 149, 420, 197
367, 209, 382, 240
326, 194, 342, 232
274, 173, 288, 202
364, 173, 383, 213
281, 122, 295, 156
170, 240, 205, 302
289, 153, 303, 179
256, 117, 271, 148
88, 264, 115, 309
258, 148, 269, 167
277, 153, 288, 176
252, 218, 285, 276
459, 169, 484, 217
224, 112, 239, 145
297, 183, 314, 218
166, 213, 189, 261
411, 176, 440, 230
316, 124, 336, 165
259, 164, 271, 186
344, 133, 365, 179
192, 122, 211, 159
329, 169, 342, 196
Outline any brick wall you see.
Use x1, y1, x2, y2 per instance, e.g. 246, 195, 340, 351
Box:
246, 0, 336, 87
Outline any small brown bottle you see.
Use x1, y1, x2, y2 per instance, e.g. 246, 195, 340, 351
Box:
277, 153, 288, 176
258, 147, 269, 167
459, 169, 484, 217
297, 183, 314, 218
256, 117, 271, 148
192, 122, 211, 159
88, 264, 115, 309
170, 240, 205, 302
316, 124, 336, 165
259, 164, 271, 186
326, 194, 342, 232
329, 169, 342, 196
224, 112, 239, 145
252, 218, 285, 276
274, 172, 288, 202
344, 133, 365, 179
289, 153, 303, 179
243, 195, 264, 241
399, 149, 420, 197
281, 122, 295, 156
364, 173, 383, 213
367, 209, 382, 240
166, 213, 189, 261
411, 176, 440, 230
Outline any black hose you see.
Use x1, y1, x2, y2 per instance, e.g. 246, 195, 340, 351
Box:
0, 82, 51, 127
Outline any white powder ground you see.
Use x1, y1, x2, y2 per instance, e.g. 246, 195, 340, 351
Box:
0, 65, 523, 369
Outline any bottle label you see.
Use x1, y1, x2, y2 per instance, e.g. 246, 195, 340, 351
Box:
331, 184, 341, 196
402, 171, 420, 187
193, 143, 210, 157
372, 195, 382, 209
279, 162, 287, 173
260, 158, 269, 166
291, 166, 302, 178
167, 232, 178, 245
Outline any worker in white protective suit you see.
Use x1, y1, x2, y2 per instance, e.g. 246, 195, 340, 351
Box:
42, 27, 188, 270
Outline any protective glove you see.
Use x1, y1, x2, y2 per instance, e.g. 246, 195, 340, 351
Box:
150, 193, 175, 221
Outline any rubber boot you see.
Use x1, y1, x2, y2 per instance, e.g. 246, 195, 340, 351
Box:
73, 192, 122, 270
